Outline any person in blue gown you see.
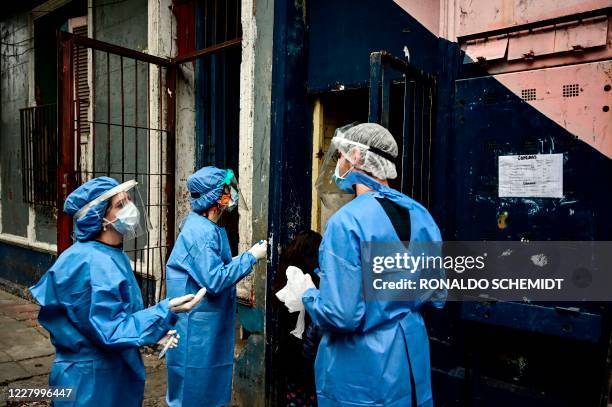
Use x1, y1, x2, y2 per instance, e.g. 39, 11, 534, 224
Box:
304, 123, 446, 406
165, 167, 268, 407
30, 177, 204, 406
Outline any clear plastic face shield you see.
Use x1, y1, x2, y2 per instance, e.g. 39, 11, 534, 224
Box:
218, 169, 248, 212
315, 123, 367, 211
74, 180, 151, 241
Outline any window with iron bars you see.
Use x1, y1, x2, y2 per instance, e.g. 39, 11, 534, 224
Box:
20, 104, 58, 207
20, 4, 87, 207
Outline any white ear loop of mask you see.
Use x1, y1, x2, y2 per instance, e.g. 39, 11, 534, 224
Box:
334, 160, 353, 180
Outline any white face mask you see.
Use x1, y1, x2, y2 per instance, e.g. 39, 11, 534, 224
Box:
104, 201, 140, 237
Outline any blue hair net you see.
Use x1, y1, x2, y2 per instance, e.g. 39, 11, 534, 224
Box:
187, 167, 228, 213
64, 176, 119, 241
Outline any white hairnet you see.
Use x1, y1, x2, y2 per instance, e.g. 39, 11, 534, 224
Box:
336, 123, 398, 180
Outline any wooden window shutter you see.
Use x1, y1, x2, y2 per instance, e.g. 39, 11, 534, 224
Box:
71, 22, 89, 141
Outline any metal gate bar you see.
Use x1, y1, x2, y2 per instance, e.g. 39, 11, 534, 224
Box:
58, 31, 175, 306
20, 103, 57, 206
368, 51, 436, 206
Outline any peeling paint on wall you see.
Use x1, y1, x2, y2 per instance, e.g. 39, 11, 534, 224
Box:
233, 0, 274, 404
1, 13, 31, 237
175, 62, 196, 232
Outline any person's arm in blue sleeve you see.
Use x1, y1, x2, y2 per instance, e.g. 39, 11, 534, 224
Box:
302, 216, 366, 332
86, 266, 177, 350
186, 238, 257, 295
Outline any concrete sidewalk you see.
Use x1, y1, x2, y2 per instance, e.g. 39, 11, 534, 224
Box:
0, 289, 168, 406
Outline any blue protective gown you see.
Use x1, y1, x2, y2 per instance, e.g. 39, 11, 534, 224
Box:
165, 212, 257, 407
303, 172, 444, 407
29, 240, 177, 407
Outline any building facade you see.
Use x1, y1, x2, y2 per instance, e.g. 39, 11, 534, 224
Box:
1, 0, 611, 405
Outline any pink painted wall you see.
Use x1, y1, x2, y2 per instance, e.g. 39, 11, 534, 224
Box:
394, 0, 441, 36
457, 0, 612, 37
395, 0, 612, 159
495, 61, 612, 159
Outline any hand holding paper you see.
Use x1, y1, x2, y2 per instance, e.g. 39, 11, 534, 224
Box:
275, 266, 316, 338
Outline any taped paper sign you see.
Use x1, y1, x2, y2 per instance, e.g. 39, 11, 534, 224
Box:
498, 154, 563, 198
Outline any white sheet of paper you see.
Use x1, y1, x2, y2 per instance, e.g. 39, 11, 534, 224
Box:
498, 154, 563, 198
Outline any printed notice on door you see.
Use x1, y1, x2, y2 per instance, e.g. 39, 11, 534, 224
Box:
498, 154, 563, 198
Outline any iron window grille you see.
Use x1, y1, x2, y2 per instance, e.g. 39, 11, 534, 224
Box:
20, 103, 58, 206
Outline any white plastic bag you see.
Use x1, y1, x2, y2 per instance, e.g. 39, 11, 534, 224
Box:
275, 266, 315, 339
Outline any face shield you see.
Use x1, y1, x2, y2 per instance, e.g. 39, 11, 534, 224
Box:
315, 123, 367, 211
74, 180, 151, 241
219, 169, 248, 212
